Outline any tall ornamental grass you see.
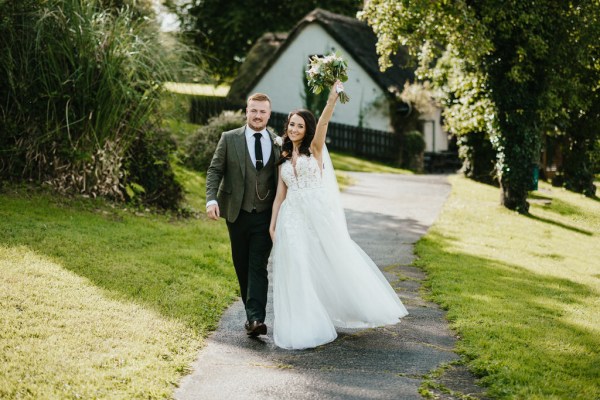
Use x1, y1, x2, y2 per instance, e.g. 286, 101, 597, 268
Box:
0, 0, 185, 205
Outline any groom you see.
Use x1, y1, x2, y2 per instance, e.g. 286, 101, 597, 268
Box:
206, 93, 279, 337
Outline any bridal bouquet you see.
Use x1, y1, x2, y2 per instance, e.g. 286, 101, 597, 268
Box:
306, 52, 350, 103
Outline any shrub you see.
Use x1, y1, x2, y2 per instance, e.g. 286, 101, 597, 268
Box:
457, 131, 498, 185
0, 0, 194, 208
561, 148, 597, 198
591, 139, 600, 175
184, 111, 245, 172
402, 130, 426, 171
124, 128, 184, 209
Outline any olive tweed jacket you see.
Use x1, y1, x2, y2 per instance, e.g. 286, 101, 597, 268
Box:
206, 126, 280, 223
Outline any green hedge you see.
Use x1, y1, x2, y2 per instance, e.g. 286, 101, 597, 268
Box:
184, 111, 245, 172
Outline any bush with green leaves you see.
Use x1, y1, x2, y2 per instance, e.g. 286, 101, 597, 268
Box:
0, 0, 191, 208
457, 132, 497, 185
592, 139, 600, 176
562, 149, 597, 198
124, 128, 183, 209
402, 130, 426, 171
184, 111, 245, 172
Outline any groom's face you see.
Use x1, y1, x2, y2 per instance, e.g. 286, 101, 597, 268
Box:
246, 99, 271, 132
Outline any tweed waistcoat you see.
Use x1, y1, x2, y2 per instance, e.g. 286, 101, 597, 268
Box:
241, 147, 276, 213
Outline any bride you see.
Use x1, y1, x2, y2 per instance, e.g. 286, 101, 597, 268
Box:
269, 81, 408, 350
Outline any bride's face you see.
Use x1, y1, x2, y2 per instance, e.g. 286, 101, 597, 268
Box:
287, 114, 306, 145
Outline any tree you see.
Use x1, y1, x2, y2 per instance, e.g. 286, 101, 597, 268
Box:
560, 94, 600, 197
168, 0, 361, 81
547, 1, 600, 197
360, 0, 600, 212
430, 48, 498, 184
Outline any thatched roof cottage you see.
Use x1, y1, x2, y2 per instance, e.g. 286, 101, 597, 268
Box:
227, 8, 449, 153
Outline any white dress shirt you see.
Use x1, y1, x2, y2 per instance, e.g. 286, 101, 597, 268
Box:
245, 126, 272, 167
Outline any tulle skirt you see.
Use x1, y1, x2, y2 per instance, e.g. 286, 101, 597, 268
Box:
272, 186, 408, 350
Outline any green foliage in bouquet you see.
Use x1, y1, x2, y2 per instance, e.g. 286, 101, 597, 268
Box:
306, 52, 350, 103
302, 68, 329, 118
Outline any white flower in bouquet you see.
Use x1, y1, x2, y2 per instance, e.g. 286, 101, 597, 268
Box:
305, 52, 350, 103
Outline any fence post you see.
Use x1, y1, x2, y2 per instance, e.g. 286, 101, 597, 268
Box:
355, 126, 363, 156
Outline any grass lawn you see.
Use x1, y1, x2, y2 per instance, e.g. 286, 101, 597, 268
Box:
330, 151, 411, 190
330, 151, 412, 174
163, 82, 230, 97
416, 176, 599, 399
0, 174, 237, 398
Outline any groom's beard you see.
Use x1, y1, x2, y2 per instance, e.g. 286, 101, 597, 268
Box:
248, 119, 268, 132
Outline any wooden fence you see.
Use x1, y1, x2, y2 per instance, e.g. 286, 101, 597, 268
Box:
189, 96, 230, 124
268, 112, 400, 162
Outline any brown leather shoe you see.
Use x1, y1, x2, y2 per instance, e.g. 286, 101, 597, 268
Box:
245, 320, 267, 337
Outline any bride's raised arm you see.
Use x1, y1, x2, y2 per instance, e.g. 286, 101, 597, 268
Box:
310, 80, 342, 159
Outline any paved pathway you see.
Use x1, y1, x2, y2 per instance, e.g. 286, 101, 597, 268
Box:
175, 173, 485, 399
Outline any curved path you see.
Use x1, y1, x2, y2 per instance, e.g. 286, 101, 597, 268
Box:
175, 173, 484, 399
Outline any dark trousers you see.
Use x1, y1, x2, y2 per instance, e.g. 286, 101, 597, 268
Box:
226, 209, 272, 323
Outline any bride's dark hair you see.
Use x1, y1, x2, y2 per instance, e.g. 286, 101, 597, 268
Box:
276, 109, 316, 166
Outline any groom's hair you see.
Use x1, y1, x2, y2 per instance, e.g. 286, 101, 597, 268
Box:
247, 93, 271, 107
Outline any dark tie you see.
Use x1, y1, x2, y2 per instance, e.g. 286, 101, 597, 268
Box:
254, 132, 263, 170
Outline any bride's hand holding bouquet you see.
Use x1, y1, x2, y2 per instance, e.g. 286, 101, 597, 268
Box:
306, 52, 350, 104
328, 80, 344, 104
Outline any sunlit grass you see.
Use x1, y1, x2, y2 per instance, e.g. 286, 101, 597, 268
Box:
0, 180, 236, 398
0, 246, 200, 399
330, 151, 411, 190
330, 151, 412, 174
164, 82, 230, 96
416, 176, 600, 399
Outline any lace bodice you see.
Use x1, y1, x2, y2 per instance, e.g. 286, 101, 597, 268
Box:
281, 155, 323, 191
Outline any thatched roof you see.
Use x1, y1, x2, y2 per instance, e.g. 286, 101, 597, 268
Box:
227, 32, 288, 107
227, 8, 414, 107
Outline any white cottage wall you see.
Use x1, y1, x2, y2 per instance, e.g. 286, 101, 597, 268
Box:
250, 24, 393, 132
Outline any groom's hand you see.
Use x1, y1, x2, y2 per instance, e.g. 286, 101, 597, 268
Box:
207, 204, 220, 220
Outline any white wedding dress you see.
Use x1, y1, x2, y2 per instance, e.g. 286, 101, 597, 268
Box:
272, 150, 408, 350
